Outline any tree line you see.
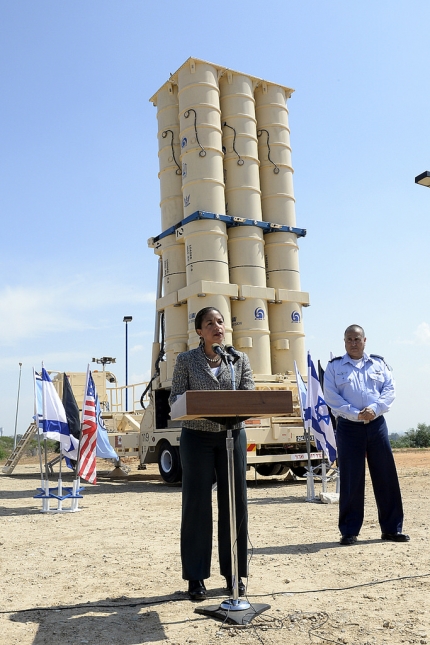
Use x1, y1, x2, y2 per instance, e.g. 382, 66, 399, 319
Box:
389, 423, 430, 448
0, 436, 58, 461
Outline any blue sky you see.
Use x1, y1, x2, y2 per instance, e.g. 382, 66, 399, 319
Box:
1, 0, 430, 437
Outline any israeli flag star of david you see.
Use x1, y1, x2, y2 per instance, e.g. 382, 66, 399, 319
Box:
315, 396, 331, 425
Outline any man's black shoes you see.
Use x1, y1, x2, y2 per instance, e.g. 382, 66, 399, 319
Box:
340, 535, 357, 546
225, 576, 246, 596
188, 580, 206, 601
381, 532, 410, 542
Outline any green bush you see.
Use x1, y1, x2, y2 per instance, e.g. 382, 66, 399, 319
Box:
390, 423, 430, 448
0, 436, 14, 459
0, 435, 58, 462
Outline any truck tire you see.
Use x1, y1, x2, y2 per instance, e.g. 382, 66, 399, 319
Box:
255, 463, 284, 477
289, 465, 307, 478
158, 441, 182, 484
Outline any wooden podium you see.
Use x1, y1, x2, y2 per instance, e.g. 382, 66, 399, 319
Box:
170, 389, 293, 422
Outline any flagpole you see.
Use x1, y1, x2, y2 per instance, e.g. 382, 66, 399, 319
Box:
304, 417, 316, 501
305, 353, 316, 501
62, 372, 81, 475
75, 365, 90, 474
317, 358, 329, 493
72, 365, 90, 510
33, 369, 44, 476
41, 363, 51, 511
293, 359, 315, 499
305, 352, 338, 501
321, 460, 327, 493
33, 368, 47, 512
57, 443, 63, 511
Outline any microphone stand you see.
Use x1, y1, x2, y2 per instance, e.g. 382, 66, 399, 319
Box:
219, 354, 250, 613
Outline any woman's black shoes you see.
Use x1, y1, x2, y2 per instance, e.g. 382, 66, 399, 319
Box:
188, 580, 206, 601
188, 578, 246, 600
225, 576, 246, 597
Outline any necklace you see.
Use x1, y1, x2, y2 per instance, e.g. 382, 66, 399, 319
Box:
201, 345, 221, 363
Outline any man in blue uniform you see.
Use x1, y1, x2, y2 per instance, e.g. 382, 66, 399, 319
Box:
324, 324, 409, 546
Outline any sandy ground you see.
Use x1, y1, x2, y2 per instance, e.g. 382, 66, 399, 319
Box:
0, 450, 429, 645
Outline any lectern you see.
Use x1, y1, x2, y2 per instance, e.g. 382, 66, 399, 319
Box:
171, 389, 293, 625
170, 389, 293, 420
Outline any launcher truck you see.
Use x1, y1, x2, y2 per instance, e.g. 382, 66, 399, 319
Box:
104, 58, 324, 483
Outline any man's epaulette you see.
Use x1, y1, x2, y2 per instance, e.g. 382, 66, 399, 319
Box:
370, 354, 392, 370
329, 356, 342, 363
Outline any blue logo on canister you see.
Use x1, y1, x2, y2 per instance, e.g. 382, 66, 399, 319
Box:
255, 307, 265, 320
291, 310, 301, 323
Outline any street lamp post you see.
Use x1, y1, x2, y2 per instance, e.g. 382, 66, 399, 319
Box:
13, 362, 23, 450
123, 316, 133, 411
415, 171, 430, 188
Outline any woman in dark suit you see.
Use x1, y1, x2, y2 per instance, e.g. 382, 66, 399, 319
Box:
169, 306, 254, 601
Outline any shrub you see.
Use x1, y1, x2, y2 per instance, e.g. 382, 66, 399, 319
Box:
390, 423, 430, 448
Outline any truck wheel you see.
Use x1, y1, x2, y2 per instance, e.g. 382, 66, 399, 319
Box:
289, 465, 307, 478
255, 463, 284, 477
158, 441, 182, 484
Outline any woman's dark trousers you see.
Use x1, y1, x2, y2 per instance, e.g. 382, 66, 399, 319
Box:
180, 427, 248, 581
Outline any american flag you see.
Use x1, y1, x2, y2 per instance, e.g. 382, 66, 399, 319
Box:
78, 371, 98, 484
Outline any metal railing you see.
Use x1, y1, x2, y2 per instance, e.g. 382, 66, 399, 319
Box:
106, 382, 150, 413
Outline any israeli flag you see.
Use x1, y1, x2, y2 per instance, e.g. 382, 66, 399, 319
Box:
63, 434, 79, 462
41, 368, 72, 449
34, 371, 43, 430
304, 353, 337, 463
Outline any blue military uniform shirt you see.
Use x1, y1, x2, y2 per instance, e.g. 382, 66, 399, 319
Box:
323, 352, 395, 421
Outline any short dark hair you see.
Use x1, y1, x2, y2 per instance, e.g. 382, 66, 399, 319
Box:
194, 307, 224, 331
344, 324, 365, 338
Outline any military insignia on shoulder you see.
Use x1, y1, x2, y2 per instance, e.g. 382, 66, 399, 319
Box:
328, 356, 342, 363
370, 354, 392, 370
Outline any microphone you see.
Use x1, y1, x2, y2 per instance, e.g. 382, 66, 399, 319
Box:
212, 343, 228, 363
224, 344, 241, 364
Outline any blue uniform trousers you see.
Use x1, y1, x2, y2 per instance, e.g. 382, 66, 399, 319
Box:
180, 427, 248, 581
336, 416, 404, 537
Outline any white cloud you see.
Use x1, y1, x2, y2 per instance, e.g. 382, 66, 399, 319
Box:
0, 281, 155, 345
0, 350, 90, 370
414, 323, 430, 345
130, 370, 152, 383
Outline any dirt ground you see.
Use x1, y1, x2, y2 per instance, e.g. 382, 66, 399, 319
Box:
0, 450, 429, 645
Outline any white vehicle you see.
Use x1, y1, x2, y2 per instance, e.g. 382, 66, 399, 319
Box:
105, 58, 324, 483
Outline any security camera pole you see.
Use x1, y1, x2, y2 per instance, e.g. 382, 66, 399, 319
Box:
91, 357, 116, 372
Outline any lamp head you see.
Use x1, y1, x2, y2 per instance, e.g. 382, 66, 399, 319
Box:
415, 171, 430, 187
